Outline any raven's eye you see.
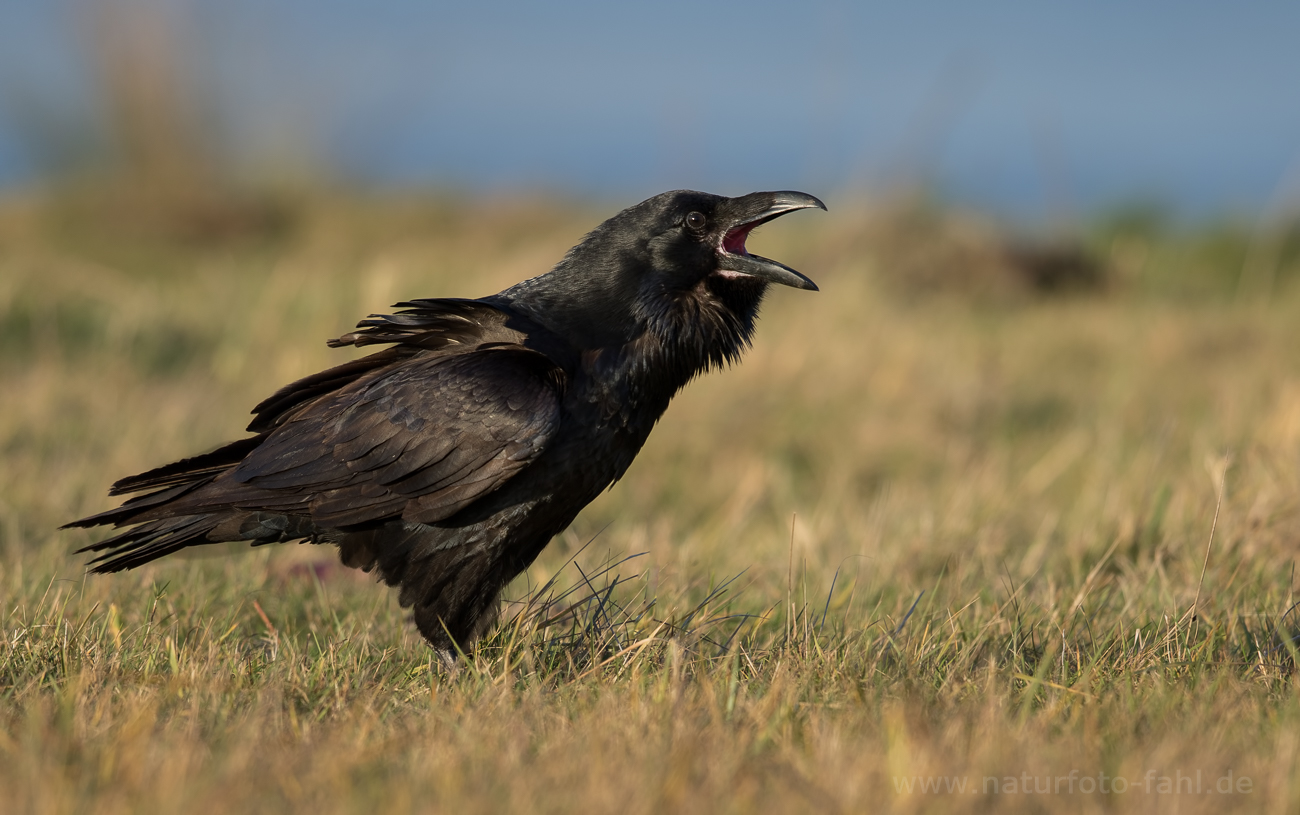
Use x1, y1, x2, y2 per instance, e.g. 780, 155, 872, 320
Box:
684, 211, 707, 231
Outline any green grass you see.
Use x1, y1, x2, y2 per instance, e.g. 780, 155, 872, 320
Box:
2, 189, 1300, 813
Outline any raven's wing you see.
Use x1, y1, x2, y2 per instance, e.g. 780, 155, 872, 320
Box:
248, 298, 521, 434
225, 345, 565, 526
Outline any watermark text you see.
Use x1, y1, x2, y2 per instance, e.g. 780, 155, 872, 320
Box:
893, 770, 1252, 796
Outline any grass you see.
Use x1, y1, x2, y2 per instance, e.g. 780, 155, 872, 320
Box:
2, 187, 1300, 813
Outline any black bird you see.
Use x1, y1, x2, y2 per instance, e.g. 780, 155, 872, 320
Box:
65, 189, 825, 659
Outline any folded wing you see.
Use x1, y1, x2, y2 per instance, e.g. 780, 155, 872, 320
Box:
228, 345, 565, 526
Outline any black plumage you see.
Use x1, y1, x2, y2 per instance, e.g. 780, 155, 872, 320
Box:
65, 189, 825, 658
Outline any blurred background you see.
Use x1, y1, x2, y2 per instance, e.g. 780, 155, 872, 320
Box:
2, 0, 1300, 221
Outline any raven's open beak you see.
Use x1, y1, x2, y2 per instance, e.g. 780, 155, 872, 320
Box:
716, 190, 826, 291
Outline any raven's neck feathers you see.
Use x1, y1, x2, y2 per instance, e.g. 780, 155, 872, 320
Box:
495, 249, 768, 404
634, 277, 766, 388
491, 225, 652, 349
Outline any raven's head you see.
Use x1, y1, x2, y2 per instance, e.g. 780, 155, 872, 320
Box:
499, 190, 825, 358
631, 189, 824, 294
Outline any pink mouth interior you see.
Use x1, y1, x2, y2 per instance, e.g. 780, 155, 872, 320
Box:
722, 224, 754, 255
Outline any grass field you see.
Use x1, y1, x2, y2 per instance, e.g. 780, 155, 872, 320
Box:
2, 188, 1299, 813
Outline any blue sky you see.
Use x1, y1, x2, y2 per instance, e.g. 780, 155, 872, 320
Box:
2, 0, 1299, 218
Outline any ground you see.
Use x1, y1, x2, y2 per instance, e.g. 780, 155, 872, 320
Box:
2, 188, 1299, 814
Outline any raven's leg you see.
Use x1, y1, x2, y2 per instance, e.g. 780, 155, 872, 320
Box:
336, 522, 518, 657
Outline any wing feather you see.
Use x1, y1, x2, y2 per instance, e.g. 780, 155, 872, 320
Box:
227, 346, 564, 527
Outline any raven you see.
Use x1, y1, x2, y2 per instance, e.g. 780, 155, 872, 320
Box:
66, 189, 824, 658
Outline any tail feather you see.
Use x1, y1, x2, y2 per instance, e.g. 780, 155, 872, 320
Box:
65, 332, 407, 573
62, 482, 204, 530
76, 516, 219, 573
108, 435, 268, 496
66, 435, 274, 571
